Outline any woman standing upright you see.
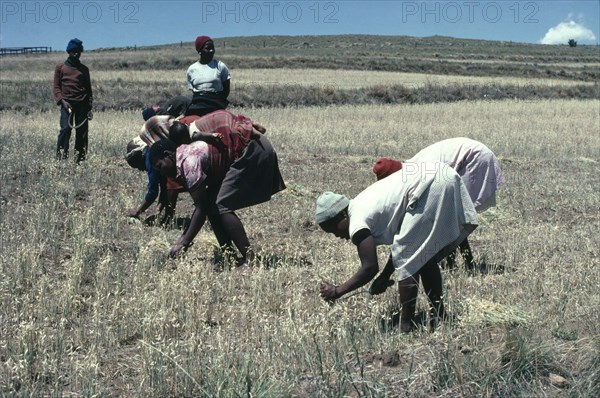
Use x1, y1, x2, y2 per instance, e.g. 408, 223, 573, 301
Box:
186, 36, 231, 117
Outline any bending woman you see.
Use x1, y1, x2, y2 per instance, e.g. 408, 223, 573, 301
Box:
317, 161, 478, 332
373, 137, 504, 270
150, 132, 285, 264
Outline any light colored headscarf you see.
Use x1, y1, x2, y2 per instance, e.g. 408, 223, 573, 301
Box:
315, 192, 350, 224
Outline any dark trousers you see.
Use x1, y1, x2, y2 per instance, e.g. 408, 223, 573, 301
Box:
185, 93, 228, 117
57, 101, 89, 161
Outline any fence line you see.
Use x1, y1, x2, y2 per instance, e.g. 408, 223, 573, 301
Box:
0, 47, 52, 56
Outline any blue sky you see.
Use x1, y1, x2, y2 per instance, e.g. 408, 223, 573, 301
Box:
1, 1, 598, 50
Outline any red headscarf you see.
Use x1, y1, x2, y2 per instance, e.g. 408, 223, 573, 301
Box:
373, 157, 402, 180
195, 36, 213, 52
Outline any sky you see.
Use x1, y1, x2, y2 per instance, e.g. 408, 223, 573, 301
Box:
0, 0, 598, 50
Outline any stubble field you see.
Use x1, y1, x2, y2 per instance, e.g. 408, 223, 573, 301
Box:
0, 36, 599, 397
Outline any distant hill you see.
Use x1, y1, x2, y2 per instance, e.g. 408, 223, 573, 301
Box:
93, 34, 600, 83
1, 34, 598, 111
6, 34, 598, 80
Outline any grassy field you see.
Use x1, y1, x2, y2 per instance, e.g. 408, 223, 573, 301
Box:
7, 68, 596, 88
1, 35, 598, 111
4, 66, 597, 113
4, 34, 599, 73
0, 35, 599, 397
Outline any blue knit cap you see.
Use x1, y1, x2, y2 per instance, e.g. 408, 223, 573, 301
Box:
142, 107, 156, 121
66, 38, 83, 53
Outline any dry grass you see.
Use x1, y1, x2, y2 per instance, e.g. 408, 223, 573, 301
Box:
232, 69, 598, 90
4, 68, 595, 90
4, 65, 597, 113
1, 97, 598, 396
2, 34, 598, 113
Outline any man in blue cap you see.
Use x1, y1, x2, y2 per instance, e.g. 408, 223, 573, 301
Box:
53, 38, 93, 162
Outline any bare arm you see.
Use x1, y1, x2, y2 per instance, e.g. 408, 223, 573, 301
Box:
190, 131, 222, 143
320, 229, 379, 300
222, 79, 230, 99
252, 123, 267, 135
369, 255, 396, 295
169, 186, 208, 257
128, 200, 153, 218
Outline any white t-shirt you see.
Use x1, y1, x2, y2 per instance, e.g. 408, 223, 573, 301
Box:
186, 59, 231, 93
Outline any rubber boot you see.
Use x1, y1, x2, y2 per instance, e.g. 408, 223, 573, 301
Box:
75, 150, 86, 164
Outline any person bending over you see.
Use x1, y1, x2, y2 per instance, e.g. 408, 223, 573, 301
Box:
317, 161, 477, 332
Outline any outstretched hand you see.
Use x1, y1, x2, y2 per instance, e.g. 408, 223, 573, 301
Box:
320, 282, 338, 302
168, 243, 186, 258
168, 241, 192, 258
369, 278, 395, 295
126, 208, 140, 219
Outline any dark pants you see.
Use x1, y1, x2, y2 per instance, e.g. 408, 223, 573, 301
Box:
185, 93, 228, 117
57, 101, 89, 162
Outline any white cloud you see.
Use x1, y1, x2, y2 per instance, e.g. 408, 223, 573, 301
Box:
541, 20, 597, 45
565, 12, 584, 22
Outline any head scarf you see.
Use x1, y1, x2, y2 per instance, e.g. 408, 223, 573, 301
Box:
315, 192, 350, 224
195, 36, 213, 52
373, 157, 402, 180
